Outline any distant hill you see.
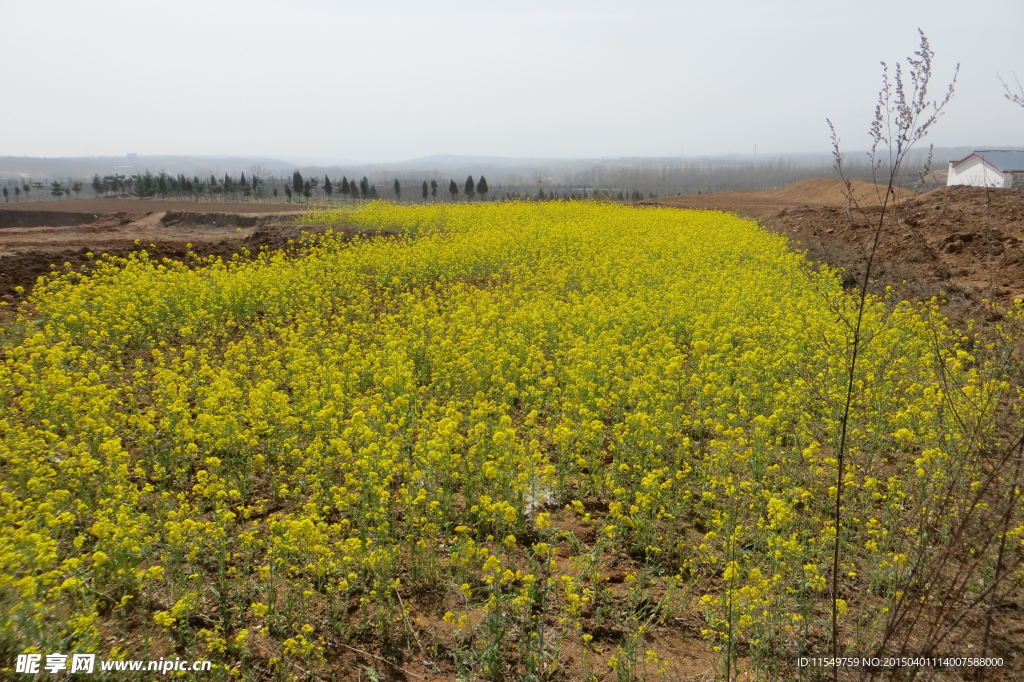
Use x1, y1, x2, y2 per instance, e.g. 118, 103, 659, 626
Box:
0, 155, 298, 180
3, 148, 1019, 197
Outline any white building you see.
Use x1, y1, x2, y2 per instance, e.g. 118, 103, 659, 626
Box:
947, 150, 1024, 188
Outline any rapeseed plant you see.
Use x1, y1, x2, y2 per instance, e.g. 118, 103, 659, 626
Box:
0, 201, 1017, 679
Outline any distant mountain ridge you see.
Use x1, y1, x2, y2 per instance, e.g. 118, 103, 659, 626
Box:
0, 155, 299, 179
3, 148, 1020, 197
3, 148, 1020, 181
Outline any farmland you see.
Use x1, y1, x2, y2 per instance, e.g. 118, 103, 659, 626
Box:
1, 200, 1022, 680
646, 181, 1024, 321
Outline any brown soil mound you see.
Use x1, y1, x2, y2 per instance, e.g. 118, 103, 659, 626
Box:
0, 210, 112, 228
0, 208, 306, 250
160, 212, 277, 228
0, 244, 240, 303
771, 178, 916, 206
0, 205, 301, 300
647, 181, 1023, 328
0, 219, 387, 302
766, 185, 1024, 320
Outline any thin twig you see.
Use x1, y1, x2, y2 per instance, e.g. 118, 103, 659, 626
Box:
336, 642, 426, 680
824, 30, 958, 677
394, 586, 427, 659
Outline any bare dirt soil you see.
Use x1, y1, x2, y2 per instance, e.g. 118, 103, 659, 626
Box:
0, 200, 321, 301
766, 186, 1024, 317
645, 178, 918, 220
646, 180, 1024, 326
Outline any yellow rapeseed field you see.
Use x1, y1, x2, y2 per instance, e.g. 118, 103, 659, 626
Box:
0, 201, 1019, 679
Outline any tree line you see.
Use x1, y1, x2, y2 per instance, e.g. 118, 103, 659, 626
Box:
282, 172, 494, 203
2, 170, 654, 204
0, 179, 85, 202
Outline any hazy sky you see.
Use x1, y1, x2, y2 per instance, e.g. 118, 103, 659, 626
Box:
1, 0, 1020, 162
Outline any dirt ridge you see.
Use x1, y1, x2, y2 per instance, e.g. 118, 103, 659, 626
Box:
0, 210, 110, 229
0, 204, 313, 300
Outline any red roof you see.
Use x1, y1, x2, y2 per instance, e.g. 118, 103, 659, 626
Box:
950, 150, 1024, 174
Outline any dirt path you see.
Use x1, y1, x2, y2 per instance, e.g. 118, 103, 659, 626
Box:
0, 212, 257, 256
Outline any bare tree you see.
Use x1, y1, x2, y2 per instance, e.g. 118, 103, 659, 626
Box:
825, 28, 958, 667
999, 72, 1024, 108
